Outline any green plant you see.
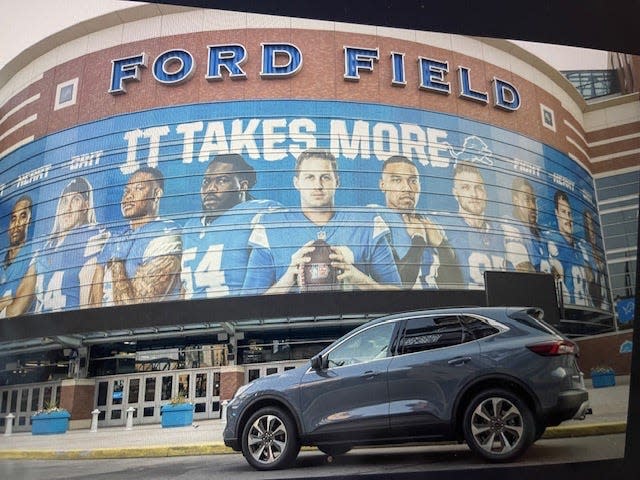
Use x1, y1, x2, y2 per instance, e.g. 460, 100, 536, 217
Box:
590, 365, 614, 375
169, 391, 191, 405
33, 400, 68, 416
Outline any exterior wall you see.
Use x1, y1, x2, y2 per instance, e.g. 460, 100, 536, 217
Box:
0, 13, 614, 326
575, 331, 634, 377
0, 7, 638, 376
220, 365, 245, 401
59, 378, 96, 429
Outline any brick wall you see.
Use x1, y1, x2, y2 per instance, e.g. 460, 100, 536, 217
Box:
220, 367, 245, 401
575, 331, 633, 377
59, 379, 96, 420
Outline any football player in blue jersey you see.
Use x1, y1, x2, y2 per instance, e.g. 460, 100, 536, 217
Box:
545, 190, 589, 306
502, 177, 550, 273
579, 209, 608, 309
33, 177, 109, 312
90, 167, 182, 305
181, 153, 279, 299
377, 155, 462, 289
0, 195, 36, 318
444, 163, 506, 289
243, 149, 401, 294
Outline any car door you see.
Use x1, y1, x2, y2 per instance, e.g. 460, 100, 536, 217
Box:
299, 320, 398, 443
387, 314, 481, 439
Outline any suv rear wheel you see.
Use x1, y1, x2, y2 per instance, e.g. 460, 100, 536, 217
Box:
241, 406, 300, 470
462, 388, 535, 462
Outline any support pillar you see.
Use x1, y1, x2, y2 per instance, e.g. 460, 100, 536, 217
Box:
60, 378, 96, 430
220, 365, 245, 402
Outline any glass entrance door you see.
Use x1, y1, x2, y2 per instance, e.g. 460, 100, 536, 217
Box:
0, 381, 61, 432
94, 367, 221, 427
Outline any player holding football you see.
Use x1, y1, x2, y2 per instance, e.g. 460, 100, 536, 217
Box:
0, 195, 36, 317
243, 148, 401, 294
90, 167, 181, 305
376, 155, 462, 289
181, 153, 279, 299
545, 190, 589, 306
32, 177, 109, 312
502, 177, 550, 273
443, 163, 506, 289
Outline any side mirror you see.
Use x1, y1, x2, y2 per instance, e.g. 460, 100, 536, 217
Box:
310, 354, 324, 370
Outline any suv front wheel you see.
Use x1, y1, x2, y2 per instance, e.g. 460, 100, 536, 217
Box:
241, 406, 300, 470
462, 388, 535, 462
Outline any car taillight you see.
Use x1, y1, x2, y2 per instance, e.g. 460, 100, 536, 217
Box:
527, 340, 578, 356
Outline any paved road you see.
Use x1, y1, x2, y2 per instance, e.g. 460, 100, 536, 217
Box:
0, 433, 626, 480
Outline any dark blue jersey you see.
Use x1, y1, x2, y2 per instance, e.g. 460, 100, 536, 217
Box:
372, 206, 438, 288
181, 200, 281, 298
243, 208, 402, 294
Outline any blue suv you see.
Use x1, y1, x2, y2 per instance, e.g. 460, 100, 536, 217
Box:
223, 307, 590, 470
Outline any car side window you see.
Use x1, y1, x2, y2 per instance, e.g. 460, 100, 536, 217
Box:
326, 322, 396, 368
398, 315, 464, 355
459, 315, 500, 340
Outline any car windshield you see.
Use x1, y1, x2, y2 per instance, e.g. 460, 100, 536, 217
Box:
326, 321, 395, 367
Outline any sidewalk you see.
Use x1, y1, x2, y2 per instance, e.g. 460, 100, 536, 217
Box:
0, 377, 630, 460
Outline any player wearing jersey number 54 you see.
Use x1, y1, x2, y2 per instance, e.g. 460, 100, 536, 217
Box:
243, 149, 401, 295
181, 153, 280, 299
32, 177, 109, 312
90, 167, 181, 306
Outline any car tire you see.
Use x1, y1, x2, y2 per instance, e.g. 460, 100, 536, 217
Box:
462, 388, 535, 462
317, 444, 352, 457
534, 421, 546, 441
241, 406, 300, 471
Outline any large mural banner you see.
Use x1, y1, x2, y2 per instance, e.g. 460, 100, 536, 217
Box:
0, 100, 611, 319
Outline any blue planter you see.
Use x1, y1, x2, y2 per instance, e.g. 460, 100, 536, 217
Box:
31, 411, 71, 435
591, 371, 616, 388
161, 403, 194, 428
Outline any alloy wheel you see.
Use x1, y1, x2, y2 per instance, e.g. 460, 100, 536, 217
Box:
246, 413, 289, 465
469, 396, 524, 455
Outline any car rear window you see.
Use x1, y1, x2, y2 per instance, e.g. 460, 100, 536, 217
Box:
459, 315, 500, 339
507, 309, 561, 335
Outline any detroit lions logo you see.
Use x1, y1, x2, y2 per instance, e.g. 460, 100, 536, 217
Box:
444, 135, 494, 167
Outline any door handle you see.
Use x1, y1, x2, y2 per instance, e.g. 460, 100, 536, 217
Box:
361, 370, 381, 378
447, 356, 472, 366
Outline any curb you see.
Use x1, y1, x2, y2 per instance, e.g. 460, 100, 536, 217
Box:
541, 421, 627, 439
0, 442, 233, 460
0, 422, 626, 460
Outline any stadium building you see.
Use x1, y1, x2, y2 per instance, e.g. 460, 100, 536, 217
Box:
0, 3, 637, 430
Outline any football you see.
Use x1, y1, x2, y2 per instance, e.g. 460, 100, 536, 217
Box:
302, 239, 338, 291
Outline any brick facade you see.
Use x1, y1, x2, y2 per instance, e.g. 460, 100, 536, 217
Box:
219, 366, 245, 401
575, 331, 633, 377
59, 379, 96, 428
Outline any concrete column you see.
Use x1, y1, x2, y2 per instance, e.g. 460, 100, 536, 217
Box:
220, 365, 245, 401
125, 407, 135, 430
60, 378, 96, 430
4, 413, 14, 436
90, 409, 100, 432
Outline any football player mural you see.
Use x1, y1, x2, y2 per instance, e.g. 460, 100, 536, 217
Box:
0, 99, 612, 317
242, 149, 402, 294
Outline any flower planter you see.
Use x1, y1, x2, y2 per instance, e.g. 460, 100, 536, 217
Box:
591, 371, 616, 388
31, 410, 71, 435
160, 403, 194, 428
